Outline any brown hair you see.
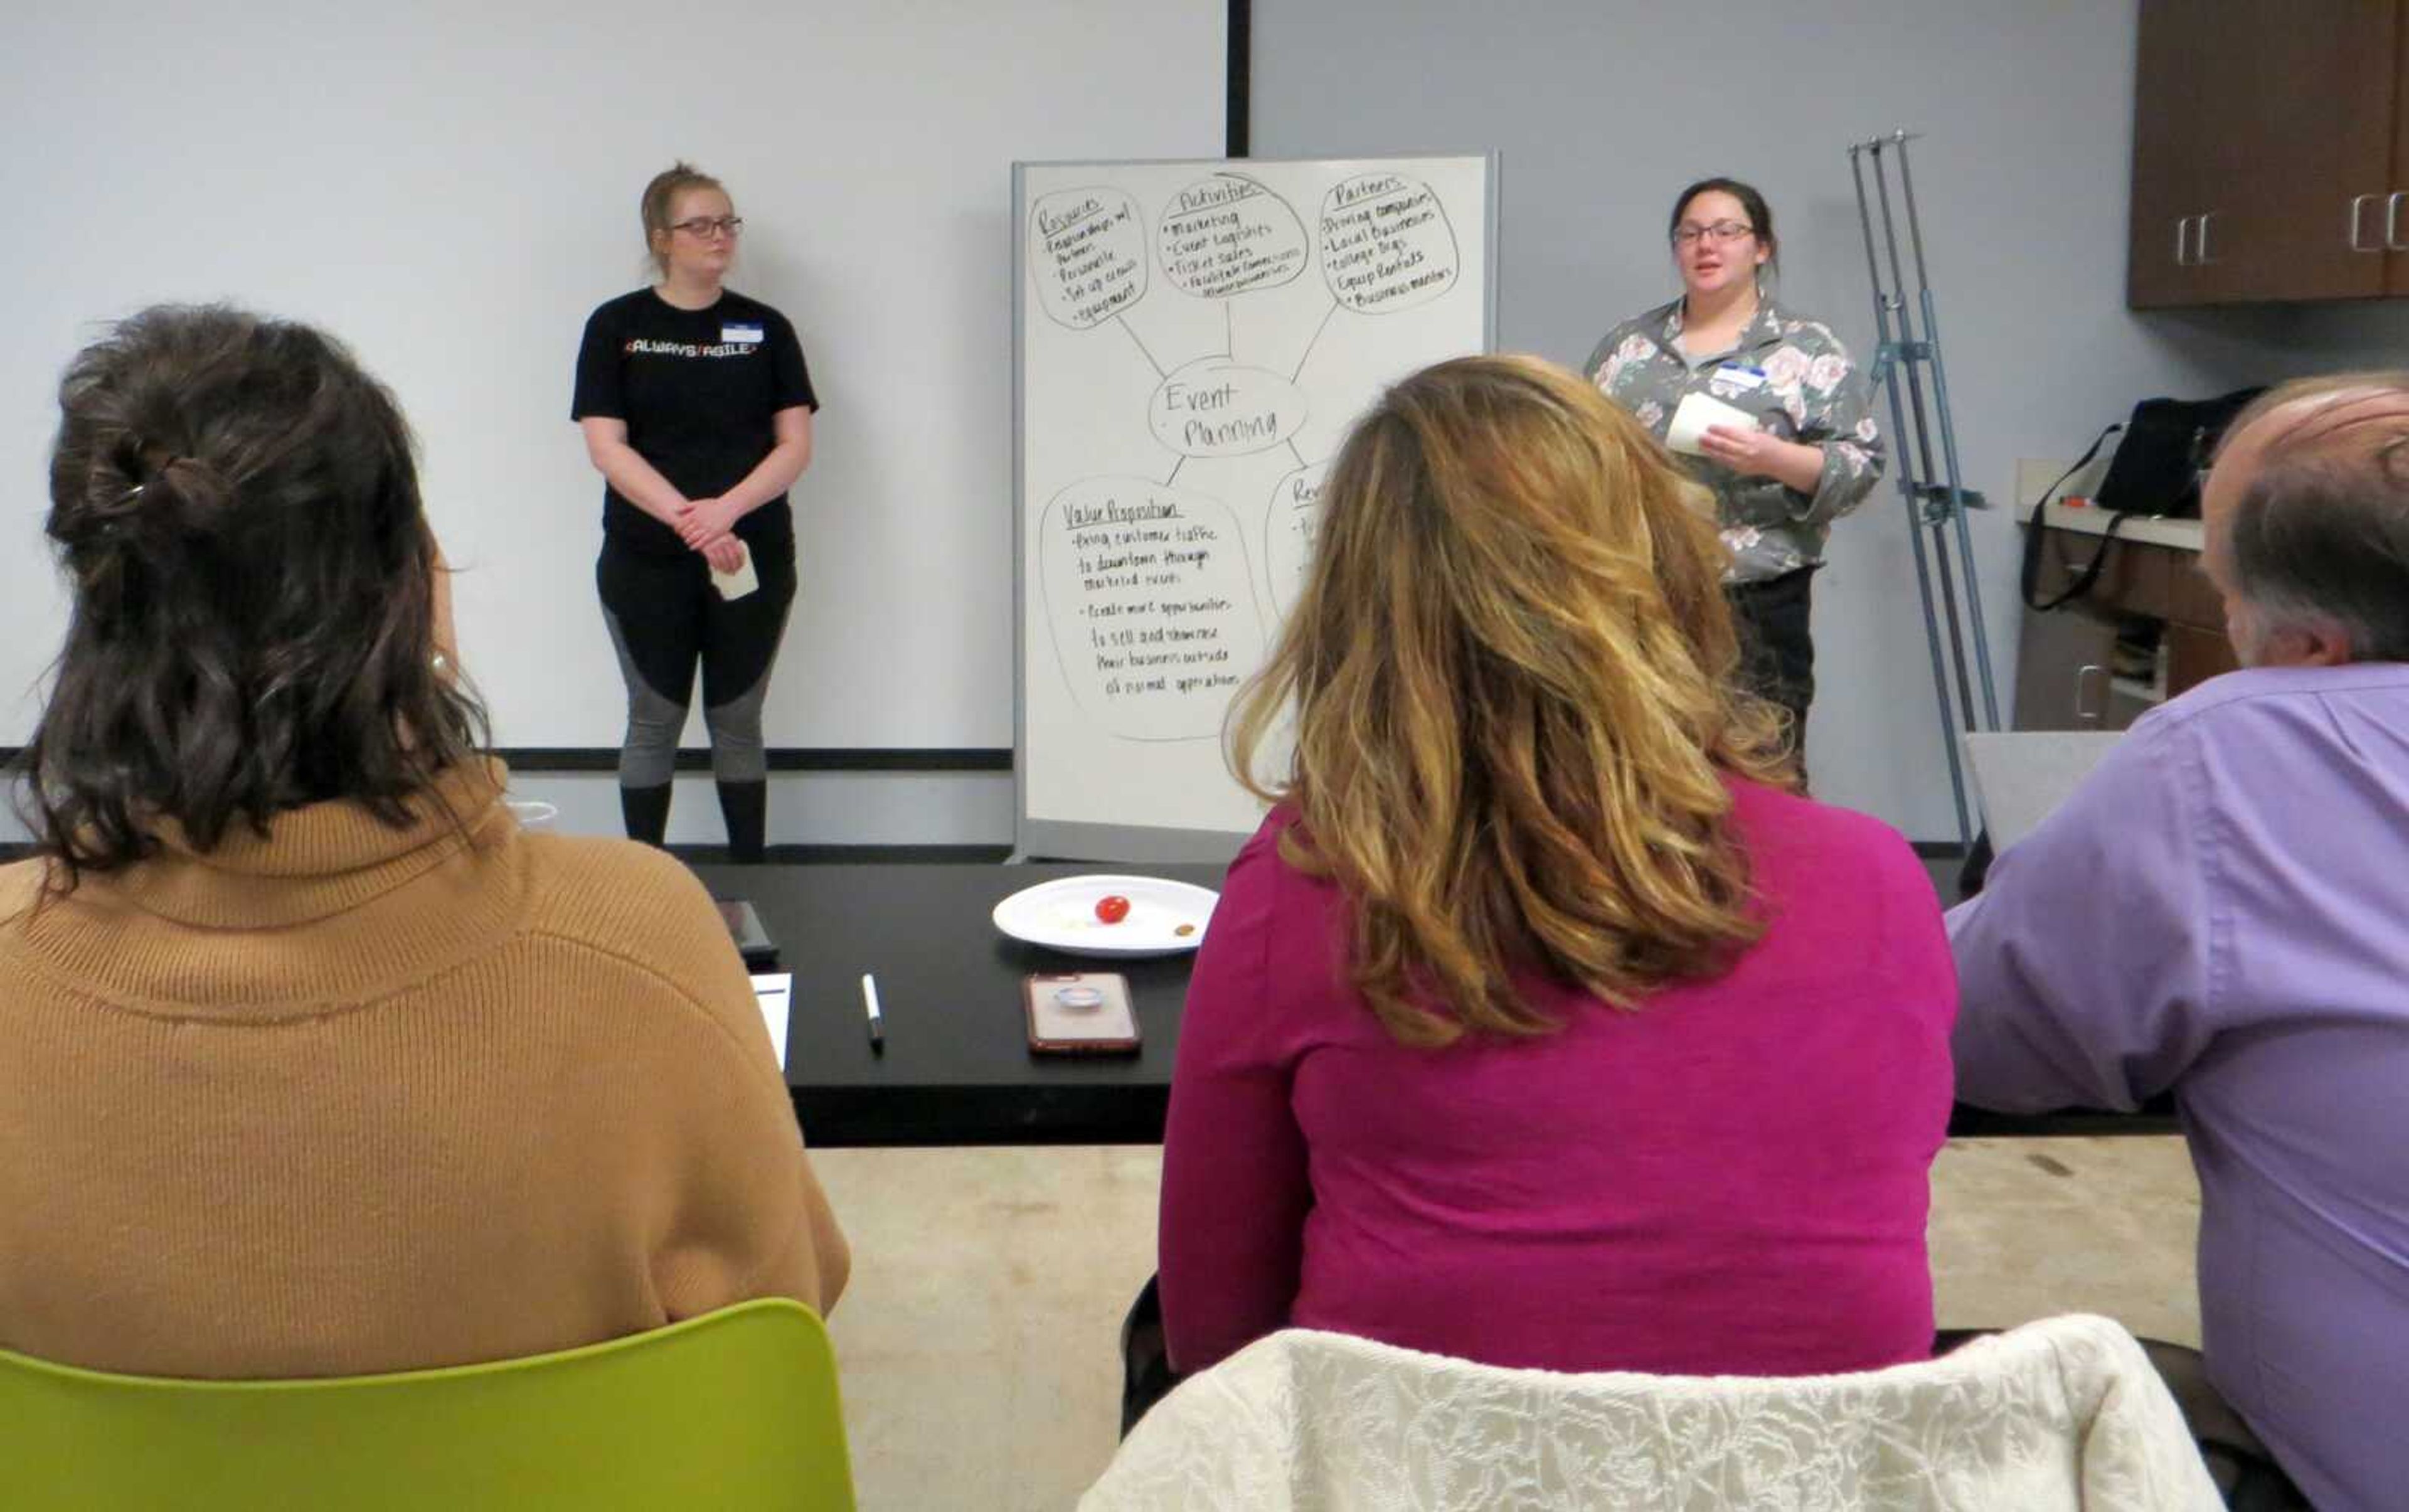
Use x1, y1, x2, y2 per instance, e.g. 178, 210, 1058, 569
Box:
2218, 372, 2409, 663
640, 161, 727, 276
1669, 176, 1779, 274
1226, 354, 1795, 1048
23, 304, 488, 887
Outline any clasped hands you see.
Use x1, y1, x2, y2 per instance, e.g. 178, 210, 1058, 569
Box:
675, 496, 747, 573
1696, 424, 1786, 477
1698, 425, 1824, 494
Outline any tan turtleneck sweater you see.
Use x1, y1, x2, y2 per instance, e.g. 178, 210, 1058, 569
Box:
0, 761, 848, 1379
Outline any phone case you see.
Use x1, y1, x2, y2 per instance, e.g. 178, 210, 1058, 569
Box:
713, 898, 779, 971
1023, 972, 1141, 1055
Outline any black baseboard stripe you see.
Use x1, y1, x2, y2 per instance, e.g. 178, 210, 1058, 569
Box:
496, 748, 1013, 774
4, 747, 1013, 775
678, 843, 1014, 865
0, 841, 1016, 866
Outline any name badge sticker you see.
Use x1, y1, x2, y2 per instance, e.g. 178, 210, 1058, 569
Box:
1710, 363, 1768, 397
721, 322, 765, 345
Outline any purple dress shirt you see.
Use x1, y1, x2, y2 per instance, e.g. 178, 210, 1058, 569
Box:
1948, 663, 2409, 1512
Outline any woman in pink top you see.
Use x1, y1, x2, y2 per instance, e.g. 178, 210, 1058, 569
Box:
1158, 354, 1955, 1379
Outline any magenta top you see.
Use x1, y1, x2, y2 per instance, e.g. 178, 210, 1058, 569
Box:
1159, 779, 1956, 1378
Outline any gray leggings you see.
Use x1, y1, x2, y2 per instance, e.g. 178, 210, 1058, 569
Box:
596, 538, 795, 787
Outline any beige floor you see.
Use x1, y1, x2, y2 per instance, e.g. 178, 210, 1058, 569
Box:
811, 1136, 2202, 1510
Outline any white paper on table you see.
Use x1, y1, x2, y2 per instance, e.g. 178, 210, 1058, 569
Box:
751, 972, 792, 1070
1665, 391, 1760, 456
711, 545, 760, 601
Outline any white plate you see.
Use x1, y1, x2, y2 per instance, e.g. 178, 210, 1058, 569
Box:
992, 874, 1220, 958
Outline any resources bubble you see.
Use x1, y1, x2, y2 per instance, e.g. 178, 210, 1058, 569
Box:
1029, 186, 1148, 330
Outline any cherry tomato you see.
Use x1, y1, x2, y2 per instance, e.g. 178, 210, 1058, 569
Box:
1094, 894, 1132, 925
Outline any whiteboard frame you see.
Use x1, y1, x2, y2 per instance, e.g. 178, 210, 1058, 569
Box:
1011, 152, 1501, 863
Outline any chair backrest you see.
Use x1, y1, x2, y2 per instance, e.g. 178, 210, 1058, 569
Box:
0, 1298, 854, 1512
1083, 1314, 2224, 1512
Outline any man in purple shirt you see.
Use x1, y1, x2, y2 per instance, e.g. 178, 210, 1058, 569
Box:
1949, 373, 2409, 1512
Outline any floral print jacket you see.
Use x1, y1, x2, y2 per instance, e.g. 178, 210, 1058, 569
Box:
1584, 295, 1885, 583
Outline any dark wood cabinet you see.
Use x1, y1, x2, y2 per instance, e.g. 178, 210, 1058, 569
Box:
2014, 601, 2127, 731
2129, 2, 2210, 309
2395, 7, 2409, 294
2129, 0, 2409, 307
2166, 620, 2241, 694
2013, 519, 2238, 730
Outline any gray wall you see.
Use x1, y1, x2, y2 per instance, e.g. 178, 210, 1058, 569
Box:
0, 1, 1225, 758
1254, 0, 2409, 841
9, 3, 2402, 853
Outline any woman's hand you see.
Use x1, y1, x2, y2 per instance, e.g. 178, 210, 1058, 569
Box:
1699, 426, 1827, 494
703, 536, 748, 575
676, 495, 744, 549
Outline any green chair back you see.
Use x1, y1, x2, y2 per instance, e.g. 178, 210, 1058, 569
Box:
0, 1297, 854, 1511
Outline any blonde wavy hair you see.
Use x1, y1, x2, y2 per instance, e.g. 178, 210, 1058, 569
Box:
1227, 354, 1796, 1047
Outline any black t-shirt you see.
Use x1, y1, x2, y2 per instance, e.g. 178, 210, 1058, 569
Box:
571, 287, 818, 557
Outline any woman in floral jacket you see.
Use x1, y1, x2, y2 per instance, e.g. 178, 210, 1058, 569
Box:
1586, 178, 1885, 757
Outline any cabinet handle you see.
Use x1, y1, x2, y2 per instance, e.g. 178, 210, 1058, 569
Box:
2390, 192, 2409, 252
2351, 193, 2381, 252
2075, 664, 2109, 726
2174, 215, 2193, 267
2196, 211, 2217, 264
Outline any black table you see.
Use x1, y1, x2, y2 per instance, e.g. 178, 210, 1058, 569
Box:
692, 863, 2178, 1147
693, 862, 1216, 1146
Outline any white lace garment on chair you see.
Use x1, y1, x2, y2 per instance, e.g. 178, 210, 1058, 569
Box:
1082, 1313, 2223, 1511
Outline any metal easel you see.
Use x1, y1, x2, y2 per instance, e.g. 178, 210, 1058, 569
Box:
1846, 130, 1999, 849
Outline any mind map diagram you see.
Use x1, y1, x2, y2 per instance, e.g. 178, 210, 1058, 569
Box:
1026, 165, 1468, 743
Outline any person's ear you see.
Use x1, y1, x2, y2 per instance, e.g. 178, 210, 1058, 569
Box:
2260, 617, 2353, 668
2295, 620, 2354, 667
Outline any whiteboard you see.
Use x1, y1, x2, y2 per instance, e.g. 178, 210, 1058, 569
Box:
0, 0, 1225, 753
1014, 156, 1496, 860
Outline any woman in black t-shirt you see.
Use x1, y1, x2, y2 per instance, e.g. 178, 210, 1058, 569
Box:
573, 162, 817, 861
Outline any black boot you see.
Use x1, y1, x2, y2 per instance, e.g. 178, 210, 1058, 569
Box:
716, 779, 768, 864
619, 782, 673, 848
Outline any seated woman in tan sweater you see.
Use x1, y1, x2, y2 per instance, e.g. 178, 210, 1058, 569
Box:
0, 304, 847, 1378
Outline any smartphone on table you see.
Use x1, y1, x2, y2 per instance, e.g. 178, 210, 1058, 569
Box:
1024, 971, 1141, 1055
713, 899, 779, 971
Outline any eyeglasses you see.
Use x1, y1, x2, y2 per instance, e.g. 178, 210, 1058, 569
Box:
1671, 220, 1754, 247
669, 216, 745, 240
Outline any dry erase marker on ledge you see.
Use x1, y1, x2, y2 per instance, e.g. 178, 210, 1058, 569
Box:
861, 973, 885, 1053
